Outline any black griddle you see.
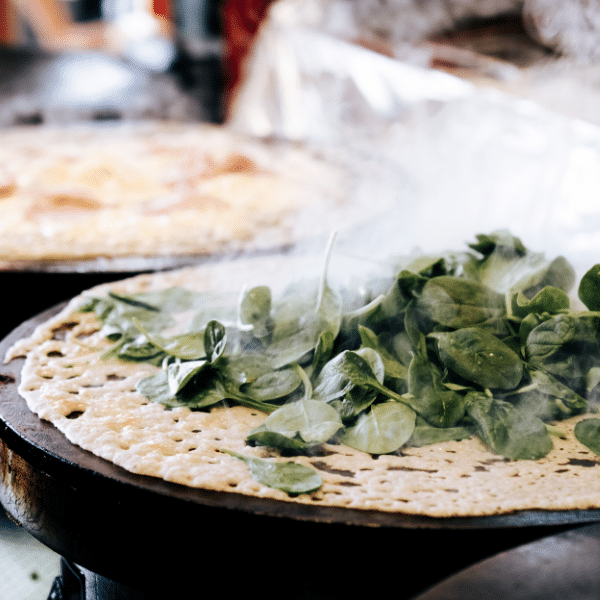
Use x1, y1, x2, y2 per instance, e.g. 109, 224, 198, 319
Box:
411, 522, 600, 600
2, 306, 600, 599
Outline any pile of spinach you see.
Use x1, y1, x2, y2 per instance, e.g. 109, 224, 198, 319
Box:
78, 231, 600, 494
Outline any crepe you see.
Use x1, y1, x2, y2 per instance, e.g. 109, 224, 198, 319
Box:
5, 252, 600, 519
0, 121, 382, 264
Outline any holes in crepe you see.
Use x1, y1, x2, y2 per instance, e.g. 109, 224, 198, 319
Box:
46, 350, 65, 358
51, 322, 78, 340
0, 374, 15, 385
106, 374, 126, 381
310, 461, 355, 478
66, 410, 85, 420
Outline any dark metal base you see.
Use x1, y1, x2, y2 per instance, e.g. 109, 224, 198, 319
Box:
49, 559, 155, 600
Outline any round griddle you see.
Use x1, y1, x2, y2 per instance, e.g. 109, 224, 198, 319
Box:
411, 522, 600, 600
2, 307, 600, 599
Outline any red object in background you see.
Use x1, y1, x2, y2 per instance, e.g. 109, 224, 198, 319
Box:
221, 0, 273, 114
153, 0, 170, 20
0, 0, 19, 43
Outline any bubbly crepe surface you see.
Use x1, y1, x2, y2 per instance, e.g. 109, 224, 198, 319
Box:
6, 256, 600, 518
0, 122, 357, 262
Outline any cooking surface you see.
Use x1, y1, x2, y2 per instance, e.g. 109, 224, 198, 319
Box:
412, 522, 600, 600
1, 304, 600, 599
4, 304, 600, 532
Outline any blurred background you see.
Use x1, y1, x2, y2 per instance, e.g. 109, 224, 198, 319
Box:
0, 0, 599, 130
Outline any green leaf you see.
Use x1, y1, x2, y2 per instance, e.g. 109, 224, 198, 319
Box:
525, 313, 600, 381
220, 449, 322, 495
465, 391, 553, 460
406, 349, 466, 427
166, 359, 208, 395
267, 235, 342, 369
431, 327, 524, 390
358, 326, 408, 381
415, 276, 505, 330
504, 368, 587, 421
312, 349, 388, 404
134, 327, 206, 360
408, 420, 473, 447
136, 369, 226, 410
311, 330, 335, 379
204, 320, 227, 364
574, 418, 600, 455
263, 399, 342, 445
472, 231, 575, 296
339, 402, 416, 454
220, 353, 274, 386
239, 285, 273, 339
242, 367, 304, 401
510, 286, 570, 318
245, 425, 312, 451
579, 265, 600, 311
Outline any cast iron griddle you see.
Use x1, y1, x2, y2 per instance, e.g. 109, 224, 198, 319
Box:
1, 306, 600, 598
411, 522, 600, 600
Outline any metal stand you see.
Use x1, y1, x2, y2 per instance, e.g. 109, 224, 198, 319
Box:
48, 559, 157, 600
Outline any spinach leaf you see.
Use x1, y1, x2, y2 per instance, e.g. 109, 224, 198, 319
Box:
465, 391, 553, 460
406, 338, 466, 427
338, 402, 416, 454
311, 330, 335, 379
221, 449, 322, 495
574, 418, 600, 455
115, 335, 165, 362
312, 349, 391, 404
503, 368, 587, 421
468, 231, 527, 258
133, 325, 206, 361
136, 369, 226, 410
245, 425, 314, 451
510, 286, 570, 319
430, 327, 524, 390
579, 264, 600, 311
167, 358, 208, 395
358, 326, 408, 381
407, 418, 473, 447
241, 367, 304, 402
415, 276, 505, 331
107, 291, 160, 312
267, 235, 342, 369
261, 399, 343, 445
525, 313, 600, 382
204, 320, 227, 364
471, 231, 575, 295
239, 285, 273, 340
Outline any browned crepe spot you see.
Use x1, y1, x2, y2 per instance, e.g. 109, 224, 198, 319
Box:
209, 153, 259, 176
170, 153, 264, 189
0, 171, 17, 199
25, 191, 104, 219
